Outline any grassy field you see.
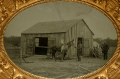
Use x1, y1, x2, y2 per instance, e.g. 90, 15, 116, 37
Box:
5, 47, 116, 78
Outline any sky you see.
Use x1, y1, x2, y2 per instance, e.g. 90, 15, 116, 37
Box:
4, 1, 117, 39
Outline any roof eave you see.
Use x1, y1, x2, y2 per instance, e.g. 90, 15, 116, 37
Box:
21, 32, 66, 35
82, 19, 94, 35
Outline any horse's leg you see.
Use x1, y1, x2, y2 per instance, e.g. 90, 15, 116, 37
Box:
63, 54, 65, 60
55, 57, 56, 61
53, 52, 55, 59
52, 53, 54, 59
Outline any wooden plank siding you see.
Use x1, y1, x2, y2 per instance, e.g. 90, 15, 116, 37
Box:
68, 29, 72, 57
65, 20, 94, 57
72, 25, 75, 57
21, 33, 66, 55
75, 24, 77, 57
65, 30, 69, 57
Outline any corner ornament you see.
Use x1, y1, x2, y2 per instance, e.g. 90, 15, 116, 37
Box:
94, 76, 106, 79
92, 0, 120, 22
0, 54, 26, 79
0, 0, 30, 24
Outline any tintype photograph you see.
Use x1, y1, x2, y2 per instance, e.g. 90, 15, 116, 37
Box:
4, 1, 117, 78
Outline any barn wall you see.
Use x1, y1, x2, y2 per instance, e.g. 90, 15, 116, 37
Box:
65, 30, 70, 57
65, 20, 94, 57
83, 22, 93, 49
69, 20, 86, 57
80, 20, 93, 56
21, 20, 93, 57
21, 33, 65, 55
65, 28, 73, 58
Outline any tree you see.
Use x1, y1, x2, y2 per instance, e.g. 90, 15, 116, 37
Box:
93, 37, 117, 47
4, 36, 21, 47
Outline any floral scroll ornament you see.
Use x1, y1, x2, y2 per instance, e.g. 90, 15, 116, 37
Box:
94, 76, 106, 79
92, 0, 105, 4
0, 56, 14, 79
0, 0, 30, 24
0, 55, 25, 79
17, 0, 30, 5
14, 75, 26, 79
92, 0, 120, 21
0, 7, 8, 24
92, 0, 120, 30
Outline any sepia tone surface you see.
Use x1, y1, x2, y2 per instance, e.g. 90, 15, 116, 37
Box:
0, 0, 120, 79
4, 1, 117, 78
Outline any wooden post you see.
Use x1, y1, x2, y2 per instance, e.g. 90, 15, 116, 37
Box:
20, 45, 22, 64
20, 34, 22, 64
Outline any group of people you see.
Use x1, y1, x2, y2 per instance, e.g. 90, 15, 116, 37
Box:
61, 40, 83, 61
77, 40, 109, 61
50, 40, 109, 61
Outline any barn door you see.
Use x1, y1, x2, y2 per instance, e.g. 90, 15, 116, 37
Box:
35, 37, 48, 55
83, 38, 89, 56
26, 39, 34, 55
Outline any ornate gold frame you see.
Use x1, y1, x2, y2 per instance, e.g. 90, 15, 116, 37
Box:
0, 0, 120, 79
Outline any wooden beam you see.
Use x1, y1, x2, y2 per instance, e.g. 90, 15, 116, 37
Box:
35, 46, 50, 48
20, 47, 22, 64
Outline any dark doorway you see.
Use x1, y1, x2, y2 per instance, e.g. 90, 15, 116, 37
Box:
78, 38, 83, 44
39, 37, 48, 46
77, 37, 83, 55
35, 47, 47, 55
35, 37, 48, 55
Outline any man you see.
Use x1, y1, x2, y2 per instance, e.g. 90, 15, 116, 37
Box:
101, 41, 109, 60
61, 44, 67, 60
77, 40, 82, 61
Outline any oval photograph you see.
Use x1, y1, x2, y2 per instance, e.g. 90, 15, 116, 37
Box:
4, 1, 117, 78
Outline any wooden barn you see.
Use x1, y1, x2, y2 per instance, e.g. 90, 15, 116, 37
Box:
21, 19, 94, 58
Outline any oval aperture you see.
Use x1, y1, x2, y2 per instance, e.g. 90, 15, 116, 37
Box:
4, 1, 117, 78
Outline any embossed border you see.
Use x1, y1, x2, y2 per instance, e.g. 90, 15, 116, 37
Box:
0, 0, 120, 79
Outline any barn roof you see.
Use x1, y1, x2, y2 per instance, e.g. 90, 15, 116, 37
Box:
22, 19, 94, 35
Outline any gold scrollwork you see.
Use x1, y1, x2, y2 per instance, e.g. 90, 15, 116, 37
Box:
92, 0, 120, 22
92, 0, 105, 4
0, 56, 14, 79
0, 0, 31, 23
106, 66, 120, 79
94, 76, 106, 79
104, 56, 120, 79
0, 6, 8, 23
92, 0, 119, 12
0, 0, 4, 6
0, 55, 26, 79
0, 0, 119, 79
0, 0, 16, 12
17, 0, 30, 5
14, 75, 26, 79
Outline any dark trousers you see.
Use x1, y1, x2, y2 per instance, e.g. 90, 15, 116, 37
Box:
52, 50, 56, 59
77, 50, 81, 61
104, 52, 107, 60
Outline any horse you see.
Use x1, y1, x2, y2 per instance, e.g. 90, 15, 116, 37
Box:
50, 39, 75, 61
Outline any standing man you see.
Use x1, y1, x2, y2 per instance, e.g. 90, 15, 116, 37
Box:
101, 41, 109, 60
77, 40, 82, 61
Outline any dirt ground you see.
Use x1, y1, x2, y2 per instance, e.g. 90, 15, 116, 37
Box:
6, 47, 116, 78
